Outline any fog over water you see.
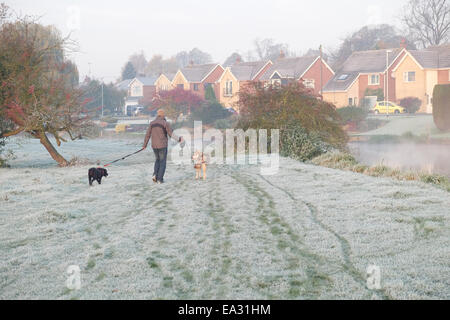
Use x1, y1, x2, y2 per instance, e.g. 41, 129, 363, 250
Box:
349, 142, 450, 177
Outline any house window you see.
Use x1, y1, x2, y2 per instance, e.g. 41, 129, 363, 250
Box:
193, 83, 199, 91
131, 85, 142, 96
368, 74, 380, 85
303, 79, 315, 89
271, 79, 281, 87
348, 98, 353, 106
403, 71, 416, 82
224, 81, 233, 96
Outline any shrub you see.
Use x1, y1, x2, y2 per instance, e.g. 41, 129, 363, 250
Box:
214, 118, 235, 129
191, 101, 230, 125
204, 85, 217, 101
337, 106, 368, 125
281, 123, 332, 161
237, 82, 348, 153
433, 84, 450, 131
399, 97, 422, 114
151, 88, 204, 121
310, 152, 359, 169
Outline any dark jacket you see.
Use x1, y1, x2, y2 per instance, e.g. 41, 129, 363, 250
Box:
143, 116, 179, 149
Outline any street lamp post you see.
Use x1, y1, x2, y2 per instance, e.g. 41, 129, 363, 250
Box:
101, 83, 104, 118
385, 49, 393, 117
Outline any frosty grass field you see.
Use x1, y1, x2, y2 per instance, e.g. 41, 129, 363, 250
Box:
0, 137, 449, 300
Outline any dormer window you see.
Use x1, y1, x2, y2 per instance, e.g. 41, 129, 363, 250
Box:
337, 74, 349, 81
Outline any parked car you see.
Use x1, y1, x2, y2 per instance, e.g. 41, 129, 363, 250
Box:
373, 101, 406, 114
115, 124, 129, 133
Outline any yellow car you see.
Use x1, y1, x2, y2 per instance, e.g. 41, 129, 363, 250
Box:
114, 124, 129, 133
373, 101, 406, 114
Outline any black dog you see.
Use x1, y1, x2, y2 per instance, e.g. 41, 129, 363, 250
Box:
88, 168, 108, 186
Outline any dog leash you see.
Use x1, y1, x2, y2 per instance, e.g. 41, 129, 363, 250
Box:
103, 148, 145, 167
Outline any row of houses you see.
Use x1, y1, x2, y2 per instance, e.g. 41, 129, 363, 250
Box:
115, 54, 334, 115
323, 45, 450, 113
116, 44, 450, 115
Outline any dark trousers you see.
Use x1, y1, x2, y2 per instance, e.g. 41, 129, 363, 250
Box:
153, 148, 168, 182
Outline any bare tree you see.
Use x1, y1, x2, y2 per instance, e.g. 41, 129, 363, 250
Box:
144, 54, 178, 77
223, 52, 243, 67
403, 0, 450, 48
129, 51, 147, 75
330, 24, 416, 70
175, 48, 212, 68
0, 2, 9, 24
0, 18, 93, 166
253, 38, 292, 61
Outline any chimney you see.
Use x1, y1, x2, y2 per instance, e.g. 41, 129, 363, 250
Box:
235, 56, 242, 64
279, 50, 286, 60
188, 60, 194, 67
400, 39, 407, 49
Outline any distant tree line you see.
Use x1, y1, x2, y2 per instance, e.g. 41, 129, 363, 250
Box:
118, 0, 449, 79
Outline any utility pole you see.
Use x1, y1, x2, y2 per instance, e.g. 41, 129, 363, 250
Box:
101, 82, 104, 118
320, 45, 323, 100
88, 62, 92, 78
386, 49, 392, 118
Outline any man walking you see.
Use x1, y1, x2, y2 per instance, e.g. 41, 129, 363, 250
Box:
143, 109, 182, 184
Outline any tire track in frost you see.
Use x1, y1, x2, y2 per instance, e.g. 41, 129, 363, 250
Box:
192, 168, 235, 299
140, 166, 196, 299
257, 173, 392, 300
228, 167, 338, 299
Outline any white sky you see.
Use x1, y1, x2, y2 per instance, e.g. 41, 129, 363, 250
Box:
5, 0, 408, 82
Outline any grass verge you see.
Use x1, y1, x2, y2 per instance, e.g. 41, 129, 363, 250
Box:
310, 152, 450, 192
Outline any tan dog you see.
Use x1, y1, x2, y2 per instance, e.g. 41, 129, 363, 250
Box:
192, 151, 207, 180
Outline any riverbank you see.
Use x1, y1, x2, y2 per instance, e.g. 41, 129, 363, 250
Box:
311, 152, 450, 192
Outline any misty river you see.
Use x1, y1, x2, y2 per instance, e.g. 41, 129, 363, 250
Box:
349, 142, 450, 178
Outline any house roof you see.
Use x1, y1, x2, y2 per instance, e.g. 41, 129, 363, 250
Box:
161, 73, 176, 81
228, 61, 271, 81
259, 56, 319, 80
323, 48, 405, 93
339, 48, 405, 73
408, 47, 450, 69
179, 64, 222, 82
135, 76, 158, 86
115, 79, 133, 91
323, 72, 359, 92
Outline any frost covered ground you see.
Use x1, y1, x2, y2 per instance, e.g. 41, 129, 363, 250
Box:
0, 137, 449, 300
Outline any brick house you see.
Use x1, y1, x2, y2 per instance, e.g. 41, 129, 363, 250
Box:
323, 48, 406, 108
259, 56, 334, 95
217, 60, 273, 110
122, 76, 158, 115
155, 73, 175, 93
172, 64, 224, 99
392, 46, 450, 113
